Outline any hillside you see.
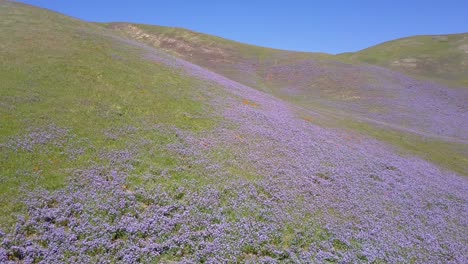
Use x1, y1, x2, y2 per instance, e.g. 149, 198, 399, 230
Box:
104, 23, 331, 91
340, 33, 468, 87
1, 1, 467, 263
106, 23, 468, 175
105, 24, 467, 138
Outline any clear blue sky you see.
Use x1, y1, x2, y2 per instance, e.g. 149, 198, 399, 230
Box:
17, 0, 468, 54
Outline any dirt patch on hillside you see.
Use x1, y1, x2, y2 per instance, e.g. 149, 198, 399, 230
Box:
458, 44, 468, 53
391, 57, 418, 68
110, 24, 227, 59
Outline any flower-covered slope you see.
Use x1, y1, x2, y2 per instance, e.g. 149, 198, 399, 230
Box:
1, 1, 467, 263
107, 23, 468, 175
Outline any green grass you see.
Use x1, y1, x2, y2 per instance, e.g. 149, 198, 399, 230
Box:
293, 105, 468, 176
2, 1, 466, 233
340, 34, 468, 87
103, 22, 331, 92
339, 120, 468, 176
0, 1, 217, 227
107, 24, 468, 174
105, 22, 468, 89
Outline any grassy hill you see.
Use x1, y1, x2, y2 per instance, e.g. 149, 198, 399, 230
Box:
105, 23, 468, 87
1, 1, 467, 263
105, 24, 467, 137
0, 0, 217, 225
104, 22, 332, 91
339, 33, 468, 87
105, 23, 468, 175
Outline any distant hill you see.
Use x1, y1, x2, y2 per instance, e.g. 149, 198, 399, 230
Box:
104, 22, 331, 91
105, 23, 468, 143
106, 23, 468, 88
340, 33, 468, 87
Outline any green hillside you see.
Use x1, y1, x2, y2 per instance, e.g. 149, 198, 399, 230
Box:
104, 23, 468, 176
0, 2, 467, 262
340, 33, 468, 87
104, 23, 333, 91
0, 1, 216, 226
106, 23, 468, 88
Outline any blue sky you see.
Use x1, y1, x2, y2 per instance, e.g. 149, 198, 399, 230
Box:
18, 0, 468, 54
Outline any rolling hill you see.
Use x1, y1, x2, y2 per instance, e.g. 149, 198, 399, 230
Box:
106, 22, 468, 174
340, 33, 468, 87
0, 1, 467, 263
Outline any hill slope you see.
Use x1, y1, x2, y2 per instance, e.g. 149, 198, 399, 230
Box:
106, 23, 467, 138
1, 1, 467, 263
106, 23, 468, 174
340, 33, 468, 87
105, 22, 331, 90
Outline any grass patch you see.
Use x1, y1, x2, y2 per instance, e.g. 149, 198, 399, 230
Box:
340, 120, 467, 176
0, 1, 217, 227
340, 34, 468, 87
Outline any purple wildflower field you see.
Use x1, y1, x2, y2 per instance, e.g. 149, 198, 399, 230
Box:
255, 58, 468, 142
2, 38, 467, 263
1, 3, 467, 262
113, 23, 468, 142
